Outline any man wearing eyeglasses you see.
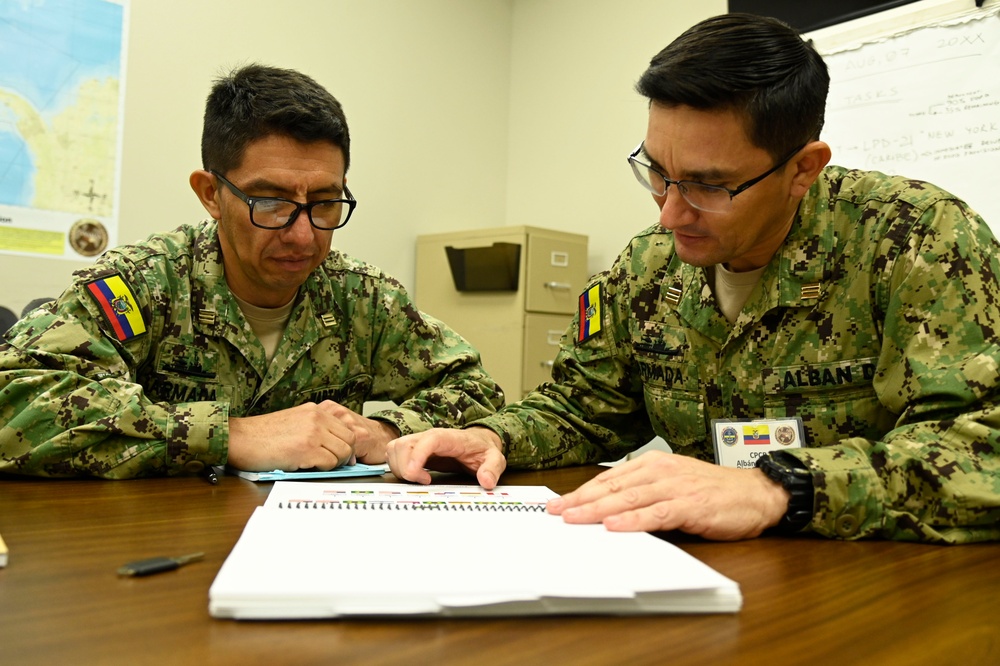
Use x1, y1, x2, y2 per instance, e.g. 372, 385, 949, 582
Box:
0, 64, 503, 478
387, 14, 1000, 543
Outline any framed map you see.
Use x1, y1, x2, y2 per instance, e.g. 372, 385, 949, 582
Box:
0, 0, 128, 260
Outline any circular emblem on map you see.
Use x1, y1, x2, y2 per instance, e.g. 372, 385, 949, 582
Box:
775, 425, 797, 446
69, 218, 109, 256
721, 426, 738, 447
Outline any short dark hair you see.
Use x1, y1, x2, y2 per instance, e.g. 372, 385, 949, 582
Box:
636, 14, 829, 159
201, 64, 351, 174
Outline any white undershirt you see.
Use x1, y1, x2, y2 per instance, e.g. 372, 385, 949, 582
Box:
232, 293, 295, 365
712, 264, 766, 325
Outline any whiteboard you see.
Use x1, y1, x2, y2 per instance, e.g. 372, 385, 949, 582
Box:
810, 1, 1000, 232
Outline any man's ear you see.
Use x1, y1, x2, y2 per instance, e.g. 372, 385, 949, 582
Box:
190, 170, 222, 219
789, 141, 832, 198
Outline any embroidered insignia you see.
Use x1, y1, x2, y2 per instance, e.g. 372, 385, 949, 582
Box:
577, 284, 603, 343
800, 283, 822, 300
665, 285, 682, 307
86, 275, 146, 341
198, 309, 217, 326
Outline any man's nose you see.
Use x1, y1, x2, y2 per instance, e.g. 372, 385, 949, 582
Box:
281, 207, 317, 239
657, 186, 695, 230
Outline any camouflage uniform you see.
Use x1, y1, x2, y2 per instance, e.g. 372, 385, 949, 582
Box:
475, 166, 1000, 543
0, 220, 503, 478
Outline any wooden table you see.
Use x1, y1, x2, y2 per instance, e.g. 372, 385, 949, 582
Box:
2, 466, 998, 665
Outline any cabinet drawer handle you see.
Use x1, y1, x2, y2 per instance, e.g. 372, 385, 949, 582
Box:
543, 281, 571, 290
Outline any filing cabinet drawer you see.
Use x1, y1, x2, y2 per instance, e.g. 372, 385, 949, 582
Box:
522, 313, 572, 394
525, 234, 588, 314
416, 226, 588, 401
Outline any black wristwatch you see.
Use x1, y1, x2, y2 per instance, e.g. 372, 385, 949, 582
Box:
756, 452, 814, 533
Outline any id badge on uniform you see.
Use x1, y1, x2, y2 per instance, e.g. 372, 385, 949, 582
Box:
711, 418, 805, 469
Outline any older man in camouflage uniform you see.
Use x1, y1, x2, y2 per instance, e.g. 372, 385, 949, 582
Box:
387, 15, 1000, 543
0, 64, 503, 479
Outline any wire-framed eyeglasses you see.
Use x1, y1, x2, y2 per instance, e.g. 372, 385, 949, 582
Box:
211, 170, 357, 230
627, 143, 804, 213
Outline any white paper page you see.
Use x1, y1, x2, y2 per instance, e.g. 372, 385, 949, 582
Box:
210, 501, 741, 617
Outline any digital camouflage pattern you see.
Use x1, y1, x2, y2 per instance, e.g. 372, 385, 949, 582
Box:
0, 220, 503, 478
476, 166, 1000, 543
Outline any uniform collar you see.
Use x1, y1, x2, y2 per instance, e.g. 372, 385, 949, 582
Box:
666, 172, 836, 338
186, 220, 343, 381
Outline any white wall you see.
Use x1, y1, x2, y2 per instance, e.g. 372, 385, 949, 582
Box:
506, 0, 726, 277
2, 0, 726, 315
2, 0, 514, 313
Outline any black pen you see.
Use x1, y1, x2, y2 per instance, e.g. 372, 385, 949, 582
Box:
200, 465, 219, 485
118, 552, 205, 577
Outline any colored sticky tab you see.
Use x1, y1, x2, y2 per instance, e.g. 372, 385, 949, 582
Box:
577, 284, 603, 342
86, 275, 146, 341
742, 424, 771, 445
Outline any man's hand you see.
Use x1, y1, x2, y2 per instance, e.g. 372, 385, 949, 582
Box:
546, 450, 790, 541
321, 401, 398, 464
386, 427, 506, 489
226, 401, 397, 471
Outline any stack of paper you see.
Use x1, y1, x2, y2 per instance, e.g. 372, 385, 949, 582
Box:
209, 482, 742, 618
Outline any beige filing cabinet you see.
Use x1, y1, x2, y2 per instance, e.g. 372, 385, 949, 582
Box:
415, 226, 589, 399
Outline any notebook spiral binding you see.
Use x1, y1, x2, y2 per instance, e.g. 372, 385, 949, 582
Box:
278, 501, 546, 511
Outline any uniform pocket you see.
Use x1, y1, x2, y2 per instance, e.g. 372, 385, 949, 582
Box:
297, 374, 374, 412
763, 358, 894, 445
148, 339, 233, 403
642, 383, 707, 458
633, 321, 706, 456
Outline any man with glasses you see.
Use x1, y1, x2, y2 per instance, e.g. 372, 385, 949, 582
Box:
387, 14, 1000, 543
0, 64, 503, 478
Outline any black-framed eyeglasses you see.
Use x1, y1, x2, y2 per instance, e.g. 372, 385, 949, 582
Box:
211, 170, 357, 230
627, 142, 805, 213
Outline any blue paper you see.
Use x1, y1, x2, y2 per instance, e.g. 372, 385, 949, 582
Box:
227, 463, 388, 482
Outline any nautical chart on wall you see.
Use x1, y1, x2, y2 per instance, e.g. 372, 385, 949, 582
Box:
0, 0, 128, 260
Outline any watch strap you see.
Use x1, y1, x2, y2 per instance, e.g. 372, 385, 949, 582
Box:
756, 452, 814, 533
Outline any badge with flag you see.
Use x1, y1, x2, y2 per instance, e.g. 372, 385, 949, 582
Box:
577, 284, 602, 343
712, 418, 804, 468
86, 274, 147, 341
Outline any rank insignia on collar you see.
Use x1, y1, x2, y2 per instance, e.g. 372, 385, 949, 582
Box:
800, 283, 822, 300
665, 285, 682, 307
86, 274, 147, 341
577, 283, 603, 343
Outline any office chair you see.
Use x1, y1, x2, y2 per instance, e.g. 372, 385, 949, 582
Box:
0, 305, 17, 335
21, 297, 56, 318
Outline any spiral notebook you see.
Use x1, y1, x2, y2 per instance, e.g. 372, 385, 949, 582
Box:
209, 482, 742, 619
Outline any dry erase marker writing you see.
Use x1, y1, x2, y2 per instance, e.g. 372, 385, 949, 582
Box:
118, 552, 204, 577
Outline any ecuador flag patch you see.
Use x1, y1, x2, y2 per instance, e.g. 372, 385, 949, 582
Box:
577, 284, 602, 343
86, 274, 146, 341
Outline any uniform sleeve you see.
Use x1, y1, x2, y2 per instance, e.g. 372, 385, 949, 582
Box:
791, 200, 1000, 543
473, 249, 657, 467
0, 264, 228, 479
364, 277, 506, 435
